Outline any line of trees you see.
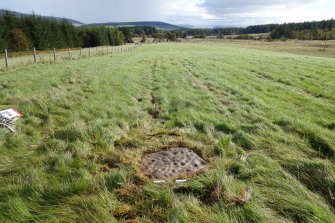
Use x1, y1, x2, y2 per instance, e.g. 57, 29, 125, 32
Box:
119, 19, 335, 41
117, 26, 179, 43
118, 26, 160, 43
2, 9, 334, 51
0, 9, 178, 51
0, 11, 124, 51
182, 19, 335, 40
289, 29, 335, 40
118, 26, 155, 43
269, 19, 335, 40
185, 28, 244, 36
78, 26, 124, 47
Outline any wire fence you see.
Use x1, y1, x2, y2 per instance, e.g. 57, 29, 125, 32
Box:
0, 43, 142, 70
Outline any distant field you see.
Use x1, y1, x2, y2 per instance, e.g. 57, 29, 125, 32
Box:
184, 39, 335, 58
0, 42, 334, 222
0, 45, 136, 70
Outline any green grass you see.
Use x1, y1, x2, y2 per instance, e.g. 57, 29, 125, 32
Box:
0, 42, 334, 222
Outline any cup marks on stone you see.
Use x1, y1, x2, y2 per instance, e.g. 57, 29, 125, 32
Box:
141, 147, 208, 179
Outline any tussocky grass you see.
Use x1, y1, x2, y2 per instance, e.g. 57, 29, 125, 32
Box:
0, 42, 334, 222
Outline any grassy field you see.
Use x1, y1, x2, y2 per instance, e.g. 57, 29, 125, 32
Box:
0, 42, 334, 222
184, 39, 335, 58
0, 45, 136, 70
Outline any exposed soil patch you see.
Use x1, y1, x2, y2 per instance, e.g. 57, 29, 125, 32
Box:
149, 93, 161, 119
0, 84, 8, 89
151, 94, 158, 105
148, 60, 164, 121
325, 122, 335, 130
136, 97, 143, 102
148, 108, 160, 119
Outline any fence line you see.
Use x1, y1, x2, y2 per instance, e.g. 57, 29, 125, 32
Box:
1, 44, 142, 70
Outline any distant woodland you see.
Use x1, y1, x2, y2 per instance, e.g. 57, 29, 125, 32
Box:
268, 20, 335, 40
1, 10, 334, 51
0, 11, 177, 51
0, 11, 125, 51
184, 19, 335, 40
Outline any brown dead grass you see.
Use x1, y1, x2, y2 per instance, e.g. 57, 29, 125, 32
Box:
225, 189, 252, 205
210, 183, 222, 202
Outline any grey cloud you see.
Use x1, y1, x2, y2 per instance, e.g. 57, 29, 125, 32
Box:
1, 0, 168, 23
0, 0, 333, 27
203, 0, 318, 15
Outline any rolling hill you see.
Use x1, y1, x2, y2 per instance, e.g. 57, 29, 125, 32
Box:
0, 9, 187, 30
0, 9, 85, 26
85, 21, 187, 30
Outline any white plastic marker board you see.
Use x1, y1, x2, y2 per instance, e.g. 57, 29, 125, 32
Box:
0, 109, 23, 132
0, 109, 22, 119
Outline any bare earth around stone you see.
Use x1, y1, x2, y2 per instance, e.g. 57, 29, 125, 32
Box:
141, 147, 208, 179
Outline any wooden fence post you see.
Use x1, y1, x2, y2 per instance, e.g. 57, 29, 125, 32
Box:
324, 37, 328, 51
4, 49, 8, 68
33, 48, 37, 63
68, 48, 71, 59
53, 48, 56, 61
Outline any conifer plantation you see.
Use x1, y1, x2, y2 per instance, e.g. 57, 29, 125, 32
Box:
0, 11, 125, 51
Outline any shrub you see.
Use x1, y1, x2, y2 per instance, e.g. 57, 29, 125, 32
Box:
9, 28, 29, 51
140, 35, 146, 43
235, 34, 255, 40
165, 32, 177, 42
194, 33, 206, 39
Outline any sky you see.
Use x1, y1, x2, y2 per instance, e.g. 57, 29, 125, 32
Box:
0, 0, 334, 27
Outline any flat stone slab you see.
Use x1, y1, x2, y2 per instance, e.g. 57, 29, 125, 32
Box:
141, 147, 208, 179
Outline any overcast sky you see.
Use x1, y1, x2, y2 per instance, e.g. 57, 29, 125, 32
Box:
1, 0, 334, 27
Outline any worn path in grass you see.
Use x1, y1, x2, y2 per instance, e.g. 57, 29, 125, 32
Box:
0, 42, 334, 222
